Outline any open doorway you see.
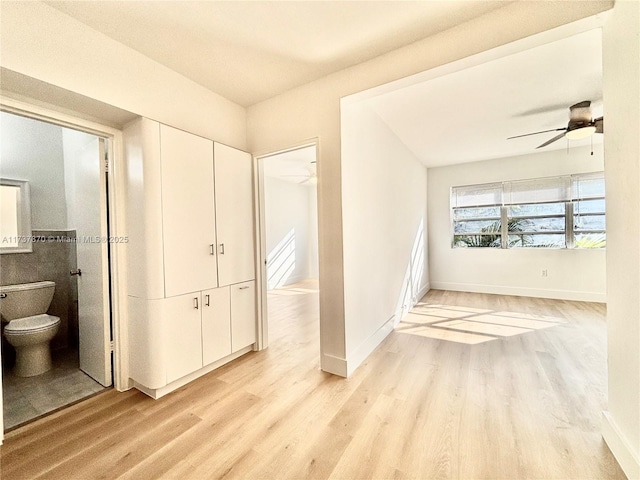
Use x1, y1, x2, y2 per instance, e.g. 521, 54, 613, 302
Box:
0, 110, 113, 431
256, 144, 320, 350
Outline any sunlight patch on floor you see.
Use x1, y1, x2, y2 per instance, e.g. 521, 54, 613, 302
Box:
397, 303, 566, 344
398, 325, 495, 344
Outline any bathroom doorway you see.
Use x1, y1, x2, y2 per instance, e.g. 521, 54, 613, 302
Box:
0, 110, 113, 431
256, 144, 320, 351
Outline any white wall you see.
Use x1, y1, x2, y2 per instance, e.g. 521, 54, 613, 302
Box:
341, 103, 428, 374
264, 176, 318, 289
602, 1, 640, 477
247, 1, 612, 376
0, 111, 67, 230
0, 1, 246, 149
428, 145, 606, 302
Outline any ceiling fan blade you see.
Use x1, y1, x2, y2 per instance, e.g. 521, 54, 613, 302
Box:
536, 132, 566, 149
594, 117, 604, 133
507, 128, 566, 140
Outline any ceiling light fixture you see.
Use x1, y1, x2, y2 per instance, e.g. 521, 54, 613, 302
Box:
565, 125, 597, 140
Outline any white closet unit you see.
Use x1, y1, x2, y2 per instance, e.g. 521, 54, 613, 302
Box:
124, 117, 257, 398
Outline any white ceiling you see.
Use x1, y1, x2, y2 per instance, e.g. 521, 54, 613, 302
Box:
262, 145, 316, 185
367, 29, 603, 167
25, 3, 602, 169
44, 0, 508, 107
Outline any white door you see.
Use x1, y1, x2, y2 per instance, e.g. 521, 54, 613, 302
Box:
65, 131, 112, 386
161, 125, 218, 296
214, 143, 255, 286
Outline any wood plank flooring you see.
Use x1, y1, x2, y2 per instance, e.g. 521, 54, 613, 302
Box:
0, 283, 625, 479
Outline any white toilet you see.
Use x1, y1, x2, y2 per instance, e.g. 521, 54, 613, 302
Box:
0, 281, 61, 377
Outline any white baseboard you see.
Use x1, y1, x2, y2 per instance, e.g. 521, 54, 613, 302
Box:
417, 282, 431, 301
339, 286, 431, 378
603, 411, 640, 479
135, 345, 253, 399
321, 353, 347, 377
346, 315, 395, 377
430, 281, 606, 303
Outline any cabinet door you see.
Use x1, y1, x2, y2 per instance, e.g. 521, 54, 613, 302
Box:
165, 293, 203, 384
202, 287, 232, 366
214, 143, 255, 287
161, 125, 218, 297
230, 281, 256, 352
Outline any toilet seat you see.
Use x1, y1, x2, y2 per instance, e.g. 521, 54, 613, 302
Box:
4, 314, 61, 335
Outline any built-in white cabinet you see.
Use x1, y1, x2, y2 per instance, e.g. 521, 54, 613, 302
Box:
231, 281, 257, 352
165, 284, 244, 384
165, 292, 203, 384
161, 125, 218, 297
215, 143, 256, 287
124, 117, 257, 398
202, 287, 232, 366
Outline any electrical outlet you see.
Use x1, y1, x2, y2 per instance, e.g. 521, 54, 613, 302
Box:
542, 269, 548, 277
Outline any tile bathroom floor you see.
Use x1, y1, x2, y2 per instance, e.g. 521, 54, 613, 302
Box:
2, 348, 106, 430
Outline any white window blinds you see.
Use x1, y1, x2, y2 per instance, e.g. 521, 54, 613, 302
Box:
451, 183, 502, 208
572, 172, 605, 200
453, 173, 603, 208
503, 176, 571, 205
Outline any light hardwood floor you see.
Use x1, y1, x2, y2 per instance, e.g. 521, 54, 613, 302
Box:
0, 283, 625, 479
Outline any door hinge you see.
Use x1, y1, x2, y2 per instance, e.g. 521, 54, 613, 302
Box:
109, 340, 114, 352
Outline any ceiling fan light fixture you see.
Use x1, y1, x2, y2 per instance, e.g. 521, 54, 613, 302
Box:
565, 125, 596, 140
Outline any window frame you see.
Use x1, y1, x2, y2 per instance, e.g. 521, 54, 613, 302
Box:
451, 173, 605, 250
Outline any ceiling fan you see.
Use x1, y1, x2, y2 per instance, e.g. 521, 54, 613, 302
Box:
281, 161, 317, 184
508, 100, 604, 149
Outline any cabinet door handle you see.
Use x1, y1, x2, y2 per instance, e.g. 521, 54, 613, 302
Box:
205, 294, 210, 306
194, 297, 199, 309
219, 243, 225, 255
209, 244, 215, 255
239, 285, 250, 290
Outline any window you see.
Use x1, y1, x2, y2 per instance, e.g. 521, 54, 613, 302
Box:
572, 173, 606, 248
0, 179, 32, 253
452, 183, 502, 248
451, 172, 605, 249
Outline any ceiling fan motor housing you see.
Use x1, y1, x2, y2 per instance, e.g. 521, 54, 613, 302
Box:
567, 119, 593, 132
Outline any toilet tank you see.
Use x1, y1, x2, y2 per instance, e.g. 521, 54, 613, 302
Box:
0, 281, 56, 321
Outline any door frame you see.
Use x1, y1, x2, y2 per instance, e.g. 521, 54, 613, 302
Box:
0, 96, 130, 441
253, 139, 319, 351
